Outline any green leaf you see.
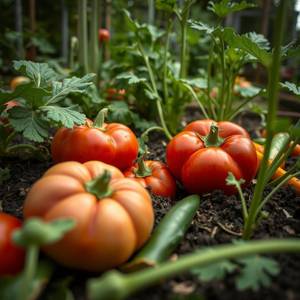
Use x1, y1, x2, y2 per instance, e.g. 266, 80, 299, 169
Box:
191, 259, 237, 281
156, 0, 176, 13
236, 85, 261, 98
41, 106, 86, 128
188, 20, 215, 35
13, 60, 57, 87
8, 106, 49, 142
0, 260, 54, 300
48, 73, 95, 104
245, 32, 270, 51
208, 0, 256, 18
116, 72, 147, 85
226, 172, 245, 187
224, 32, 272, 67
236, 256, 280, 291
144, 89, 158, 100
107, 101, 133, 125
281, 81, 300, 96
123, 9, 140, 31
13, 218, 76, 247
180, 78, 208, 89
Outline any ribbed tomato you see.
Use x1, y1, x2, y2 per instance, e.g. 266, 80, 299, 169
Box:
23, 161, 154, 272
166, 119, 257, 195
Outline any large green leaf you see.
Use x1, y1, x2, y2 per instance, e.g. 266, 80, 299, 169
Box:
47, 73, 95, 104
8, 106, 49, 142
41, 106, 86, 128
13, 60, 57, 87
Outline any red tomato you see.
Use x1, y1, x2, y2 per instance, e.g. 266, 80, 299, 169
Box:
0, 213, 25, 276
98, 29, 110, 42
124, 160, 176, 197
51, 120, 139, 171
106, 88, 126, 101
23, 161, 154, 271
166, 119, 257, 195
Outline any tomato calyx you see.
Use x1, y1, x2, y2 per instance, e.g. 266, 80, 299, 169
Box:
200, 123, 224, 148
93, 108, 109, 130
134, 155, 152, 178
85, 170, 113, 199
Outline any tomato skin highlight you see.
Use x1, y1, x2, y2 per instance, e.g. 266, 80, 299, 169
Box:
51, 121, 139, 171
124, 161, 176, 198
0, 213, 25, 276
166, 120, 257, 195
98, 29, 110, 42
23, 161, 154, 272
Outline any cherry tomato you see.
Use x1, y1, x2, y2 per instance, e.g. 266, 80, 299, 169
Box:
106, 88, 126, 101
23, 161, 154, 271
124, 160, 176, 197
51, 119, 139, 171
98, 29, 110, 42
0, 212, 25, 276
166, 119, 257, 195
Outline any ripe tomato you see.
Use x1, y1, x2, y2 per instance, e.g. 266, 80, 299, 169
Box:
23, 160, 154, 272
0, 213, 25, 276
98, 28, 110, 42
51, 118, 139, 171
106, 88, 126, 100
166, 119, 257, 195
124, 160, 176, 197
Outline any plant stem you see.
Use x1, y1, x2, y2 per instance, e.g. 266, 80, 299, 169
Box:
242, 0, 287, 240
137, 40, 172, 140
85, 170, 113, 198
236, 183, 248, 222
90, 0, 100, 82
78, 0, 89, 74
94, 108, 108, 128
141, 126, 165, 142
163, 20, 172, 104
88, 239, 300, 300
7, 143, 39, 154
21, 245, 39, 300
218, 38, 226, 120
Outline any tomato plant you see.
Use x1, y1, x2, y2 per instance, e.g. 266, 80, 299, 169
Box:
51, 109, 139, 170
0, 212, 25, 276
166, 119, 257, 194
23, 160, 154, 271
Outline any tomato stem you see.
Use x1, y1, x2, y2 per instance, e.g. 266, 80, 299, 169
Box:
85, 170, 113, 199
134, 156, 152, 178
201, 123, 224, 148
88, 239, 300, 300
94, 108, 108, 129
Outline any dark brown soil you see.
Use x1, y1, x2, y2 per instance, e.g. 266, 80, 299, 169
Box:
1, 114, 300, 300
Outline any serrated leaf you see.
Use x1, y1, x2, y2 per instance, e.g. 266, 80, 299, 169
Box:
208, 0, 256, 18
41, 106, 86, 128
123, 9, 140, 31
116, 72, 147, 85
8, 106, 49, 142
13, 60, 57, 87
191, 260, 237, 281
47, 73, 95, 104
144, 89, 158, 100
188, 20, 215, 35
107, 101, 133, 125
236, 85, 261, 98
224, 32, 272, 67
281, 81, 300, 96
245, 32, 270, 51
236, 256, 280, 291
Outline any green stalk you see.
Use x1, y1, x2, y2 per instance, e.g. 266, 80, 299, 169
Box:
88, 239, 300, 300
90, 0, 99, 82
163, 20, 172, 104
242, 0, 287, 240
137, 40, 172, 140
78, 0, 89, 73
141, 126, 165, 142
218, 38, 226, 120
7, 143, 40, 154
21, 245, 39, 300
69, 36, 78, 70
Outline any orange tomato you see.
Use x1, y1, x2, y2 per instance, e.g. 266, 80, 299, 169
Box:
23, 161, 154, 271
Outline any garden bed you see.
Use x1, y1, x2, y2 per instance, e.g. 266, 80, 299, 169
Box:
1, 113, 300, 300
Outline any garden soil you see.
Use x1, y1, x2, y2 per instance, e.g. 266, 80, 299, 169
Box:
1, 113, 300, 300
